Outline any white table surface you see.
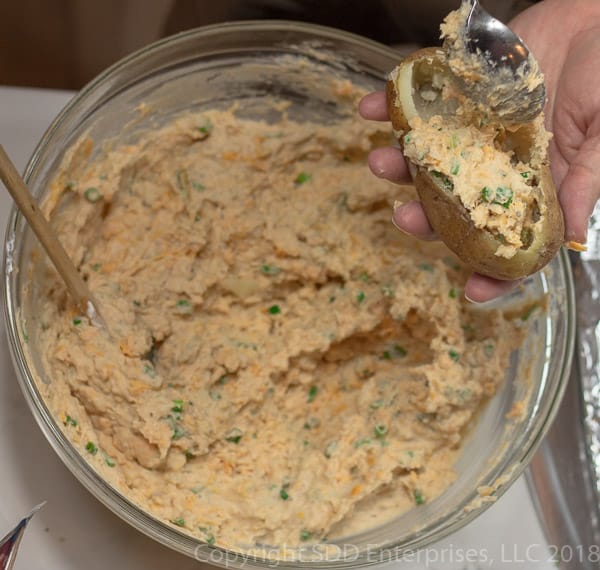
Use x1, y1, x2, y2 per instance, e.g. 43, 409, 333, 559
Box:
0, 85, 557, 569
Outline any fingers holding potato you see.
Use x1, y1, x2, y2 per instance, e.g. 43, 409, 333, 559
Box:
357, 90, 527, 300
384, 48, 565, 281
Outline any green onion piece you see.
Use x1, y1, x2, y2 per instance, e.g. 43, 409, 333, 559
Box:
295, 172, 311, 185
403, 134, 412, 143
105, 456, 116, 468
72, 318, 82, 326
171, 518, 185, 527
91, 263, 102, 272
451, 163, 460, 175
329, 295, 336, 303
394, 344, 407, 357
64, 415, 78, 427
494, 186, 513, 208
324, 441, 337, 458
143, 365, 157, 378
308, 385, 318, 403
85, 441, 98, 455
198, 526, 216, 545
448, 349, 460, 362
300, 530, 312, 542
481, 186, 491, 202
484, 343, 494, 357
268, 304, 281, 315
197, 119, 213, 135
449, 288, 457, 299
176, 298, 193, 314
280, 487, 289, 500
356, 291, 366, 304
370, 399, 384, 410
431, 172, 454, 192
84, 187, 102, 203
413, 489, 425, 505
261, 264, 281, 276
381, 344, 408, 360
172, 425, 186, 440
374, 424, 387, 439
172, 399, 184, 413
176, 169, 189, 194
521, 171, 531, 179
225, 427, 243, 444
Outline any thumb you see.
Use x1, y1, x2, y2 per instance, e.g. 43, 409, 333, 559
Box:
558, 132, 600, 243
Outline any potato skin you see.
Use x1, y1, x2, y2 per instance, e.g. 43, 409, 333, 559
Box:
386, 50, 565, 281
413, 166, 563, 280
386, 78, 409, 135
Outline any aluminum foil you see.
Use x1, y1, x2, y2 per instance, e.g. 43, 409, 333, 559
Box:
578, 199, 600, 502
528, 199, 600, 569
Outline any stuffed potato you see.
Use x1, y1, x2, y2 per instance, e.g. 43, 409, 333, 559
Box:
386, 48, 565, 281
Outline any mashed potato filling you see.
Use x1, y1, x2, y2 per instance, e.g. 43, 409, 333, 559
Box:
403, 114, 540, 258
36, 107, 523, 551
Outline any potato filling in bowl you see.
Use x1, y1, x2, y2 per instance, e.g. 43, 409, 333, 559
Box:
34, 101, 527, 551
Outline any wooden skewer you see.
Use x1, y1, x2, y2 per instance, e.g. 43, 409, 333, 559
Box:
0, 144, 98, 318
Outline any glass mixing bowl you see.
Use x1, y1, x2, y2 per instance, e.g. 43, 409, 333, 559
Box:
2, 21, 575, 569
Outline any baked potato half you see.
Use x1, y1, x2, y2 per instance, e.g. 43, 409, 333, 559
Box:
386, 48, 565, 281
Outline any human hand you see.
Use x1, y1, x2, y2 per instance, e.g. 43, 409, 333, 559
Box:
509, 0, 600, 245
359, 0, 600, 303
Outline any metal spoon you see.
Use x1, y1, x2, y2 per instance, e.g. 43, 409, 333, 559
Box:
462, 0, 546, 122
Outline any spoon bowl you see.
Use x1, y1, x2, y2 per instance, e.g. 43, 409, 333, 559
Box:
466, 0, 530, 72
462, 0, 546, 122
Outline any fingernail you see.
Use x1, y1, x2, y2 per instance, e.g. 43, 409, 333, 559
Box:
464, 292, 481, 304
391, 215, 409, 234
391, 202, 408, 234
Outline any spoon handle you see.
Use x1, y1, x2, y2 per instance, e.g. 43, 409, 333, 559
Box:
0, 144, 93, 314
